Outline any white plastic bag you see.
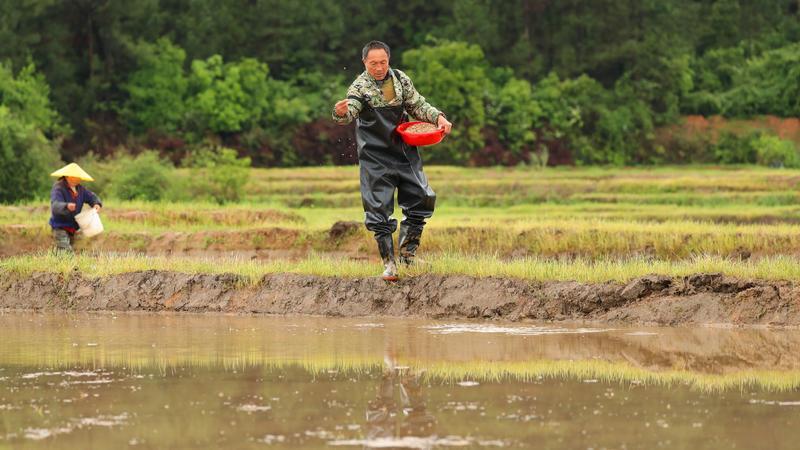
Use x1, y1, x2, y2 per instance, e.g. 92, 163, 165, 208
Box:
74, 208, 104, 238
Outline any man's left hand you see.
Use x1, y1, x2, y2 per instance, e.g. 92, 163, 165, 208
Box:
437, 115, 452, 135
93, 204, 102, 212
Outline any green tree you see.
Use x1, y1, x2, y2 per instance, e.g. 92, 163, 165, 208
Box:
402, 40, 493, 163
615, 36, 694, 126
0, 107, 61, 202
185, 55, 303, 136
723, 43, 800, 117
0, 62, 62, 202
492, 77, 540, 159
0, 0, 165, 151
530, 73, 583, 157
682, 46, 746, 115
702, 0, 742, 50
4, 0, 800, 167
122, 38, 188, 134
0, 62, 62, 135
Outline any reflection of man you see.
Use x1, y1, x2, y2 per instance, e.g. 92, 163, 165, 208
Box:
333, 40, 452, 281
365, 364, 436, 445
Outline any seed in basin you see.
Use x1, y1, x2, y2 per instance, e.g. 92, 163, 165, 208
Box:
397, 121, 444, 146
407, 123, 438, 134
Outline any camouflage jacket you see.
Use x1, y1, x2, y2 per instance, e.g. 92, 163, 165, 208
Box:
332, 68, 443, 125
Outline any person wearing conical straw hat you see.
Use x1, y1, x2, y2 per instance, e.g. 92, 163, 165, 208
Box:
49, 163, 102, 253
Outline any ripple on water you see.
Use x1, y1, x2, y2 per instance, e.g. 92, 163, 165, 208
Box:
353, 323, 385, 328
257, 434, 286, 444
236, 404, 272, 413
328, 436, 509, 447
423, 324, 611, 336
21, 370, 108, 379
22, 413, 128, 441
749, 399, 800, 406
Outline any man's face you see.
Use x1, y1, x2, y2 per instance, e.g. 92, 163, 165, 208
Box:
363, 49, 389, 80
66, 177, 81, 187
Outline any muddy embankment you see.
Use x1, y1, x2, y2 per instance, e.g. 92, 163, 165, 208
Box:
1, 271, 799, 326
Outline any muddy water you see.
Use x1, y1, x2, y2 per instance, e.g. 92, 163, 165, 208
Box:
1, 312, 799, 449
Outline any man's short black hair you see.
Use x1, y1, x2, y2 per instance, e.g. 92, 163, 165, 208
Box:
362, 41, 391, 60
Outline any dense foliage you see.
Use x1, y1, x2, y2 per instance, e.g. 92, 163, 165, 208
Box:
1, 0, 799, 202
0, 63, 62, 202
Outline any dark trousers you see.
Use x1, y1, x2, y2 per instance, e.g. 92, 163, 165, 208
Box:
360, 160, 435, 239
53, 228, 75, 252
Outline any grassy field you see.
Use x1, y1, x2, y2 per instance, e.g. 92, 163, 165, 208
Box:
5, 252, 800, 283
3, 165, 800, 277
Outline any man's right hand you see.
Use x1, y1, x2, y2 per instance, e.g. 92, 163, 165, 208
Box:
67, 203, 76, 212
334, 99, 349, 117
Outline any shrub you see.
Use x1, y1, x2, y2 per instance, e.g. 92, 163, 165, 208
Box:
754, 135, 800, 168
681, 91, 723, 116
75, 151, 127, 197
659, 131, 715, 164
712, 132, 758, 164
178, 146, 251, 204
112, 151, 174, 201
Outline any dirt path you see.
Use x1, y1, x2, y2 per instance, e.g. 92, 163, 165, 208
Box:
1, 271, 798, 326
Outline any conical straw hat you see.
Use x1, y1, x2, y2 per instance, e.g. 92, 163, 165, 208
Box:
50, 163, 94, 181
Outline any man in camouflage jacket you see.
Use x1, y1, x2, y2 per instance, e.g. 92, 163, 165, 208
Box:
333, 40, 452, 281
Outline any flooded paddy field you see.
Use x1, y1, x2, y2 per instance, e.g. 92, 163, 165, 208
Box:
1, 312, 799, 448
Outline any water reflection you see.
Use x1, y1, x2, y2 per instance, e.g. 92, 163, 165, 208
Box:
362, 363, 436, 448
1, 312, 800, 390
0, 312, 799, 448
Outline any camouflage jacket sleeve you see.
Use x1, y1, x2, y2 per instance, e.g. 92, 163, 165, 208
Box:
332, 77, 366, 124
395, 69, 442, 124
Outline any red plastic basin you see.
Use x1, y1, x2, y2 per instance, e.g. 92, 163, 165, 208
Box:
396, 121, 445, 147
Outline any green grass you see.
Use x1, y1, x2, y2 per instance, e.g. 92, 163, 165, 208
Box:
8, 214, 800, 259
5, 202, 800, 229
241, 165, 800, 207
12, 165, 800, 211
4, 252, 800, 283
5, 166, 800, 259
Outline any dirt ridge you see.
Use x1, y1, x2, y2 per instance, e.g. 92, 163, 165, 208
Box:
1, 271, 799, 326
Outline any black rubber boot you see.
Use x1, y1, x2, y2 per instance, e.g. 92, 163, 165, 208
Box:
398, 225, 422, 266
376, 234, 398, 281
